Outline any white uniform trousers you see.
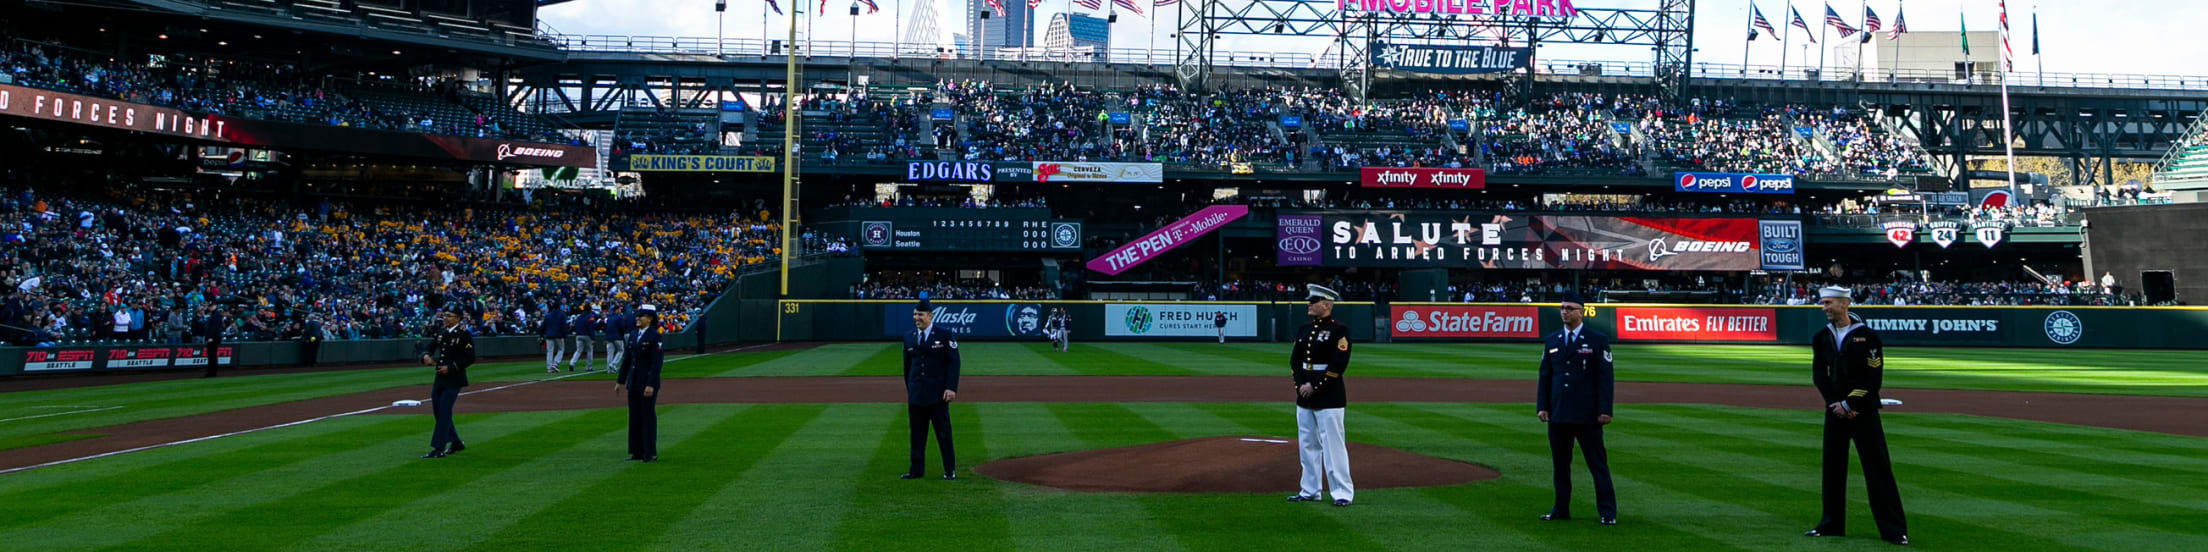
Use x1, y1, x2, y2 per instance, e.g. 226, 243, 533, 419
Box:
543, 337, 566, 370
605, 338, 625, 371
1295, 406, 1354, 502
569, 335, 594, 370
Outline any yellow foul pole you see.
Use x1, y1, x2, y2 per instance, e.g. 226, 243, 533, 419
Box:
778, 4, 800, 297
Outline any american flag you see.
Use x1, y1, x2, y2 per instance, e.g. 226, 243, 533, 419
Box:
1790, 7, 1815, 42
1859, 6, 1881, 43
858, 0, 879, 13
763, 0, 781, 15
1999, 0, 2014, 72
1113, 0, 1143, 16
1824, 5, 1859, 39
1887, 8, 1907, 40
1154, 0, 1176, 7
1028, 0, 1043, 9
1074, 0, 1101, 10
984, 0, 1005, 16
1750, 5, 1776, 40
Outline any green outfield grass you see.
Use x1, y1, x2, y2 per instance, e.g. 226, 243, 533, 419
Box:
3, 342, 2205, 455
0, 400, 2203, 551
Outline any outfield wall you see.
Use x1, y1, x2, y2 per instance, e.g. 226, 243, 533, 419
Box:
780, 300, 2208, 350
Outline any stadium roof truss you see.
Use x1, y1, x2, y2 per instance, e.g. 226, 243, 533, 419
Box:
1175, 0, 1693, 104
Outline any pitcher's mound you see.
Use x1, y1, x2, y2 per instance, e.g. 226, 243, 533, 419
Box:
976, 436, 1499, 493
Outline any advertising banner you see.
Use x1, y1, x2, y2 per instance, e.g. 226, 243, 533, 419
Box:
19, 346, 230, 372
1275, 214, 1325, 267
1370, 43, 1533, 74
1758, 220, 1806, 271
21, 349, 97, 372
1103, 304, 1257, 337
854, 218, 1081, 252
904, 160, 996, 182
1087, 205, 1249, 275
1341, 0, 1578, 18
626, 155, 778, 172
1031, 162, 1164, 183
1388, 306, 1542, 339
1292, 210, 1763, 271
882, 303, 1060, 338
1615, 307, 1779, 342
1674, 172, 1796, 194
1359, 167, 1486, 189
1, 83, 594, 167
1854, 309, 2007, 346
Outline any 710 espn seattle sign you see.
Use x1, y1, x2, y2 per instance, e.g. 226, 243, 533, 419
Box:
1360, 167, 1485, 189
1340, 0, 1580, 18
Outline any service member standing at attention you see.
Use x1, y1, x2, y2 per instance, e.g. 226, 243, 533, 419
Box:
1805, 287, 1909, 546
1287, 284, 1355, 507
1536, 294, 1618, 525
615, 305, 664, 462
419, 310, 474, 459
901, 300, 961, 480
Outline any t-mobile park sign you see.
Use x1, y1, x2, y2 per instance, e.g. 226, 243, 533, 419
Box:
1086, 205, 1250, 276
1340, 0, 1580, 18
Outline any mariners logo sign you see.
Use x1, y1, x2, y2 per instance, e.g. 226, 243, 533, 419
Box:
1881, 221, 1918, 249
1051, 222, 1081, 249
1975, 222, 2010, 248
2043, 310, 2084, 345
1926, 221, 1963, 249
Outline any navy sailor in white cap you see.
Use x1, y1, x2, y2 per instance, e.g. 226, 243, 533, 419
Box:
1286, 284, 1355, 506
1806, 286, 1908, 545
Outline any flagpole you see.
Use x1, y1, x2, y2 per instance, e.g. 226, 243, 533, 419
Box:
1742, 5, 1753, 77
1779, 0, 1792, 76
1854, 0, 1866, 81
895, 0, 903, 60
2000, 2, 2019, 201
2034, 7, 2044, 87
1817, 3, 1828, 77
1889, 1, 1901, 82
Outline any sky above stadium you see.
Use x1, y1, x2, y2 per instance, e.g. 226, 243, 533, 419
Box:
540, 0, 2201, 79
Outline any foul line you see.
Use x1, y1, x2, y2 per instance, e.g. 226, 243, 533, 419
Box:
0, 347, 754, 474
0, 406, 125, 423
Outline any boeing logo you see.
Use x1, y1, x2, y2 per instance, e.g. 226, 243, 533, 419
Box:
496, 143, 567, 161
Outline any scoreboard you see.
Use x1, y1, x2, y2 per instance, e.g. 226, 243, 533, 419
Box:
855, 218, 1083, 252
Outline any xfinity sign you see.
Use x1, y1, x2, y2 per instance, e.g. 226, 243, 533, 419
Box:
1674, 172, 1796, 195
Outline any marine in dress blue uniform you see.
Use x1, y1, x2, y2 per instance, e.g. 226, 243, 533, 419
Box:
1805, 287, 1908, 546
1287, 284, 1354, 506
615, 305, 664, 462
900, 300, 961, 480
420, 311, 474, 459
1536, 295, 1617, 524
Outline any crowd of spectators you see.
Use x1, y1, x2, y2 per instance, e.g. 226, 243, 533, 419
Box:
851, 272, 1059, 300
0, 186, 806, 346
1756, 280, 2140, 306
832, 195, 1049, 209
1484, 93, 1647, 176
3, 40, 561, 143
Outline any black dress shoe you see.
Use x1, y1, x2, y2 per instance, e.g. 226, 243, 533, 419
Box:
1886, 536, 1909, 546
420, 450, 446, 459
1600, 517, 1617, 525
1287, 494, 1319, 502
1540, 513, 1570, 521
941, 473, 956, 480
1805, 530, 1844, 537
1332, 499, 1351, 507
446, 443, 465, 454
899, 473, 923, 480
626, 455, 643, 461
640, 456, 657, 463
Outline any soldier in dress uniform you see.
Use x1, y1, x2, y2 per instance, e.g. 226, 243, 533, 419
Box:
418, 310, 474, 459
615, 305, 663, 462
1286, 284, 1355, 507
1536, 294, 1618, 525
900, 300, 961, 480
1805, 287, 1909, 546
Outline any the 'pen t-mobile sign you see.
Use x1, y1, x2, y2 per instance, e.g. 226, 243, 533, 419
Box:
1086, 205, 1249, 275
1340, 0, 1581, 18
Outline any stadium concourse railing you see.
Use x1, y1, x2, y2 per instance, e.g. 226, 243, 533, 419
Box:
547, 34, 2208, 92
772, 299, 2208, 350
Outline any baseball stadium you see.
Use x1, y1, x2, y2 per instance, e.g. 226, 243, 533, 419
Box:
2, 0, 2206, 550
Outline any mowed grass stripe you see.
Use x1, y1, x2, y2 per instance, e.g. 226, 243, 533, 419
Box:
1896, 412, 2208, 456
970, 342, 1085, 376
119, 409, 625, 550
0, 412, 563, 551
1145, 343, 1279, 374
707, 345, 871, 377
0, 416, 422, 529
643, 403, 883, 551
289, 405, 739, 552
1622, 406, 2193, 548
463, 404, 827, 551
980, 403, 1183, 551
826, 402, 1013, 550
836, 342, 910, 377
1642, 406, 2208, 532
1843, 412, 2208, 484
1045, 403, 1389, 552
1347, 403, 1758, 551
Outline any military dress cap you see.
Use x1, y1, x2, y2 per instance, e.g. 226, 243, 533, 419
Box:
637, 304, 657, 313
915, 299, 933, 312
1818, 286, 1853, 300
1559, 293, 1587, 306
1306, 284, 1341, 303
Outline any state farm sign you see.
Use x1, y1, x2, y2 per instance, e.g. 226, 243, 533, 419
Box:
1389, 306, 1539, 338
1360, 167, 1485, 189
1615, 307, 1778, 342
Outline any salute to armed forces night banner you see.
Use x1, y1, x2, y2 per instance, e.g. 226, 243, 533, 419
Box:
1280, 211, 1794, 271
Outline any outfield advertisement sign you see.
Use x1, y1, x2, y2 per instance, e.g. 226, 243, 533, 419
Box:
882, 303, 1059, 338
1614, 307, 1778, 342
18, 346, 232, 372
1359, 167, 1485, 189
625, 155, 778, 173
1370, 43, 1532, 75
1388, 306, 1541, 338
1674, 172, 1796, 195
1285, 210, 1767, 271
1030, 162, 1165, 183
1854, 309, 2006, 346
1104, 304, 1257, 337
1088, 205, 1249, 275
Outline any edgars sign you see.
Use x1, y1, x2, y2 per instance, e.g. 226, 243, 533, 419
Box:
907, 161, 995, 182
